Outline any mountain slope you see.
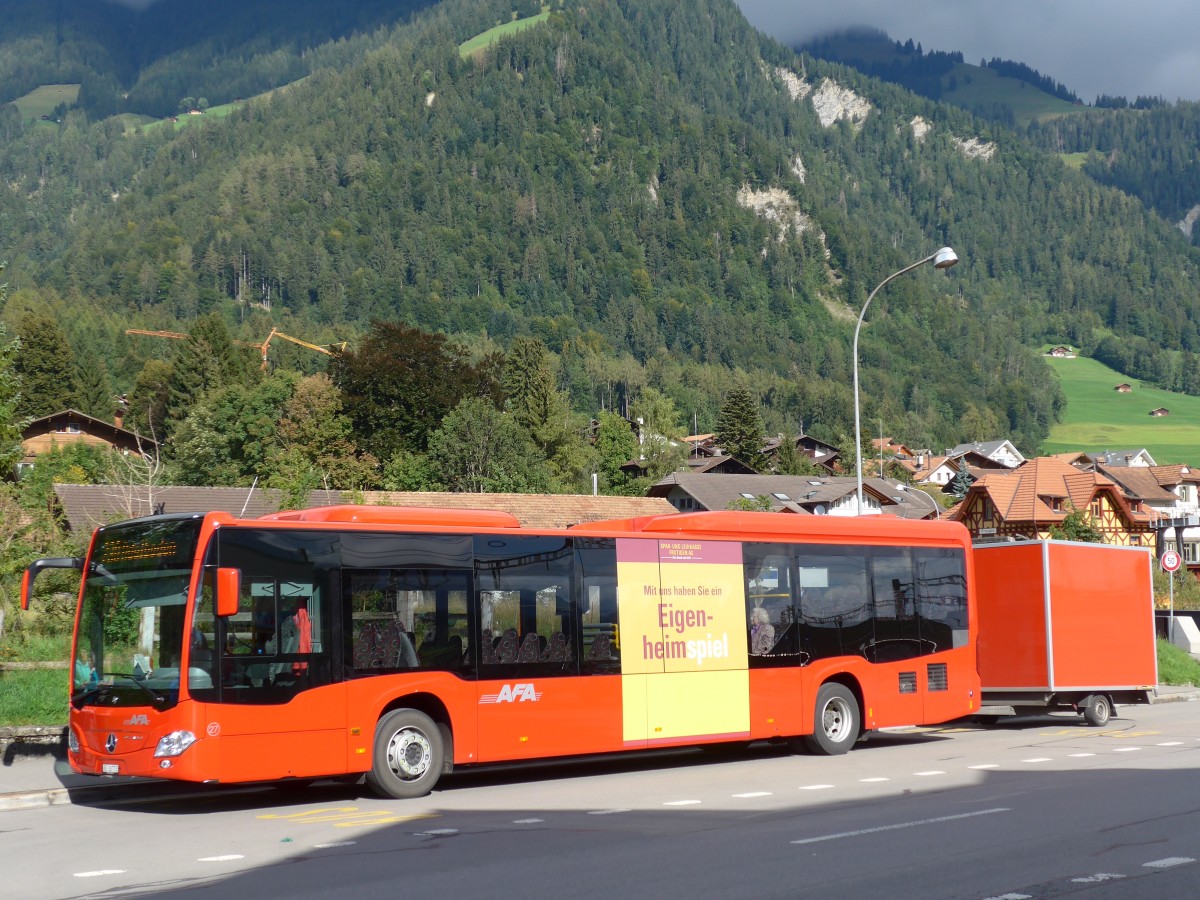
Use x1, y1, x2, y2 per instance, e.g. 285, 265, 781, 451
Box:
3, 0, 1200, 456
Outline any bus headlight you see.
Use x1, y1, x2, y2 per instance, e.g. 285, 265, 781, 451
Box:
154, 730, 197, 758
68, 728, 80, 754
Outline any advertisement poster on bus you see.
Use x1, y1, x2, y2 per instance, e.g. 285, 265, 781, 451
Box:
617, 538, 750, 745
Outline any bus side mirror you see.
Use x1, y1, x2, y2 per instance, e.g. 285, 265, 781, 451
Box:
20, 557, 84, 610
216, 568, 241, 618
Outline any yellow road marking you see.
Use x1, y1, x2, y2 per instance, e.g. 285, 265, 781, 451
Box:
258, 807, 437, 827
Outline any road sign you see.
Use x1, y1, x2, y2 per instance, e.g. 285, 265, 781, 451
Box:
1161, 549, 1182, 573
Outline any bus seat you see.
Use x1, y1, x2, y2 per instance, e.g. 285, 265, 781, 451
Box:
543, 632, 572, 661
517, 631, 542, 663
494, 628, 519, 664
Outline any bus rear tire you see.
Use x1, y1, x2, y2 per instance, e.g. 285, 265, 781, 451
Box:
802, 683, 859, 755
366, 709, 444, 799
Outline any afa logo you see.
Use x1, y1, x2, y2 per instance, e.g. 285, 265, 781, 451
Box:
123, 714, 150, 726
479, 683, 543, 704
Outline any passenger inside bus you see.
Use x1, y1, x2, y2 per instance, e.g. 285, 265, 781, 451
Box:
749, 606, 775, 656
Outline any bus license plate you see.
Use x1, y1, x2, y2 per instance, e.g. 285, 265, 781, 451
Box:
102, 763, 119, 775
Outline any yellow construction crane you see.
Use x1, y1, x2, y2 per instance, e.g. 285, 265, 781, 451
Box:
127, 327, 344, 369
126, 328, 259, 349
126, 328, 189, 341
256, 327, 347, 368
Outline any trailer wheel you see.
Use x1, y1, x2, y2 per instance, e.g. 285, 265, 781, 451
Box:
803, 683, 859, 755
1082, 694, 1112, 728
366, 709, 444, 799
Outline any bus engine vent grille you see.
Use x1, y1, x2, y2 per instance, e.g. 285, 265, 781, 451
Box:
898, 671, 917, 694
926, 662, 948, 692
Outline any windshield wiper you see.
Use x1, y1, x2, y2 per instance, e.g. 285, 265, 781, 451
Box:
97, 673, 168, 708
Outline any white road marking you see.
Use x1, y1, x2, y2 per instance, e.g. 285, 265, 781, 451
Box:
800, 784, 835, 790
1022, 757, 1052, 763
859, 777, 889, 782
416, 828, 459, 836
1157, 741, 1183, 746
968, 764, 999, 769
663, 799, 702, 806
198, 855, 244, 862
1143, 857, 1196, 868
914, 770, 945, 776
1071, 873, 1125, 883
732, 792, 772, 798
513, 818, 544, 824
588, 808, 631, 815
983, 893, 1032, 899
1068, 753, 1095, 757
1112, 747, 1141, 752
315, 841, 357, 849
790, 807, 1010, 845
74, 870, 127, 878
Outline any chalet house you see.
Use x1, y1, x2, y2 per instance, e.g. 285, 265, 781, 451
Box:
947, 439, 1025, 469
1048, 346, 1074, 357
687, 455, 758, 474
1103, 464, 1200, 574
897, 449, 1006, 490
20, 409, 159, 474
1114, 383, 1132, 393
870, 437, 913, 459
760, 433, 841, 473
51, 485, 677, 534
949, 456, 1154, 545
1150, 407, 1170, 417
648, 472, 939, 519
1086, 449, 1157, 468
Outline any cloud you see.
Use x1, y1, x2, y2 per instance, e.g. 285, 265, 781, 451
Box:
734, 0, 1200, 103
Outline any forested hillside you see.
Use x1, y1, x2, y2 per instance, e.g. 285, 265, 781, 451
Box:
3, 0, 1200, 469
1028, 103, 1200, 238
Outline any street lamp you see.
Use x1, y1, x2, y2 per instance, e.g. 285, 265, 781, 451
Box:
853, 247, 958, 515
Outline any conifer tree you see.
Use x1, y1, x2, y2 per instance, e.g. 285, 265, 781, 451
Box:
12, 313, 79, 418
165, 314, 252, 439
715, 386, 767, 471
951, 459, 974, 500
75, 351, 113, 421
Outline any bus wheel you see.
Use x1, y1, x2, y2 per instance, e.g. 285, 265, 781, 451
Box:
366, 709, 444, 799
803, 683, 859, 755
1082, 694, 1112, 728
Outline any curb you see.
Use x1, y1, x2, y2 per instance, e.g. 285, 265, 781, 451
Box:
0, 781, 261, 813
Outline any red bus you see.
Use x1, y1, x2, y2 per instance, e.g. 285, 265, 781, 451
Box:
22, 505, 980, 798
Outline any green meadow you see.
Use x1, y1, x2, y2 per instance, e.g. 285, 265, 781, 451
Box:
10, 83, 80, 120
1041, 354, 1200, 464
940, 63, 1080, 126
459, 8, 550, 59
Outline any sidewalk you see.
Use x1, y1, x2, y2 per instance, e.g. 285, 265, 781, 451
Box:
3, 686, 1198, 813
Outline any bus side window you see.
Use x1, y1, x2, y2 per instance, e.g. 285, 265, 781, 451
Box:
474, 535, 576, 676
345, 569, 469, 673
744, 544, 800, 666
576, 538, 620, 675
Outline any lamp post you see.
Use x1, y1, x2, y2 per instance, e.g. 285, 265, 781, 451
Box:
853, 247, 958, 515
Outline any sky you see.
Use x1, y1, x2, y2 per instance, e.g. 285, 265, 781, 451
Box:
734, 0, 1200, 104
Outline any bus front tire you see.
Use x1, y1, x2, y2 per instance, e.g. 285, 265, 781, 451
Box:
366, 709, 444, 799
803, 683, 859, 755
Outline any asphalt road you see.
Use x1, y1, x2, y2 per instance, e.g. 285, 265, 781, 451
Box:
4, 703, 1200, 899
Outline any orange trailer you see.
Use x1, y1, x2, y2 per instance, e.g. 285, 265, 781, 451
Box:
972, 540, 1157, 726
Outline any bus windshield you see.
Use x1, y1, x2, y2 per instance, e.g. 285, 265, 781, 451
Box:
72, 515, 203, 711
